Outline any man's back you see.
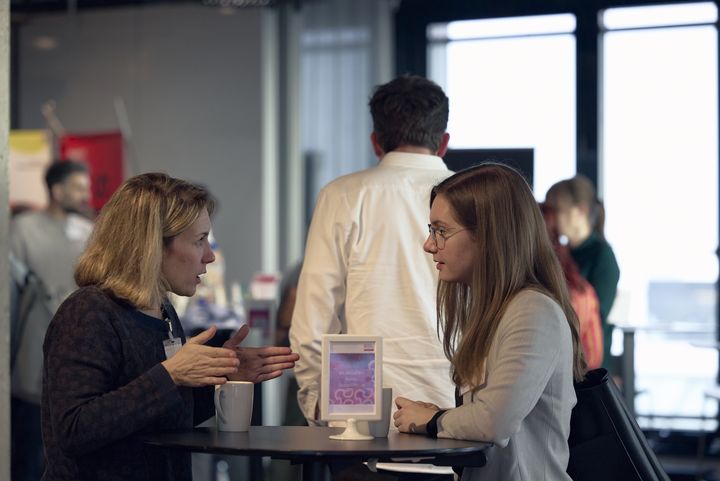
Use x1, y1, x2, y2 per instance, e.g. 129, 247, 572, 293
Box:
290, 151, 455, 422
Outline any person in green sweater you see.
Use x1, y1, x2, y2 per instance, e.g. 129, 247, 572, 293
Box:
545, 174, 620, 372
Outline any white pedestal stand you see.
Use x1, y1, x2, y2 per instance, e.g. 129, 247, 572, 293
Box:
328, 418, 374, 441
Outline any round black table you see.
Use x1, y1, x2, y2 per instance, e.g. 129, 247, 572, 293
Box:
139, 425, 490, 481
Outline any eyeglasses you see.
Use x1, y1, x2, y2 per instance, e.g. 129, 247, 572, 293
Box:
427, 224, 467, 249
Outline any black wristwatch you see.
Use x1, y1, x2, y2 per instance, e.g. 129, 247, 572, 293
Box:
426, 409, 446, 438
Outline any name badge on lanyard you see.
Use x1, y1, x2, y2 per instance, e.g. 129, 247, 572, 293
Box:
162, 310, 183, 359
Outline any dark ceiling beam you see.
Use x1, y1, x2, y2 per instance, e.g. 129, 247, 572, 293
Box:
10, 0, 288, 13
11, 0, 206, 14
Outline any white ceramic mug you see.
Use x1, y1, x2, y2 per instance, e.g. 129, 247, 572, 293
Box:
215, 381, 254, 432
358, 387, 393, 437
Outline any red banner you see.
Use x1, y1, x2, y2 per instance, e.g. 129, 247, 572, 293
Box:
60, 131, 124, 211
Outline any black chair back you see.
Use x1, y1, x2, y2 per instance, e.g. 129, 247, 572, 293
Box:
567, 368, 670, 481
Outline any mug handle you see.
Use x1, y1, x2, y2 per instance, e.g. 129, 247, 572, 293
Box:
215, 387, 226, 424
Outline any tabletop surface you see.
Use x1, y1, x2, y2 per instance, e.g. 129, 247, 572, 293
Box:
139, 426, 490, 462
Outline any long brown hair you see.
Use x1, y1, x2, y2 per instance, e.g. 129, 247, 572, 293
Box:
431, 163, 586, 385
75, 172, 215, 309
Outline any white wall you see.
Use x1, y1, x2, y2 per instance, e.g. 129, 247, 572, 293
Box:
18, 4, 267, 286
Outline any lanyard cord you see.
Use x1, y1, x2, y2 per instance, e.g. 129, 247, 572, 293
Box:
161, 304, 174, 339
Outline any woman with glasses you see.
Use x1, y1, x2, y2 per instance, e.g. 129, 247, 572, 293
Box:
41, 173, 299, 481
394, 163, 586, 481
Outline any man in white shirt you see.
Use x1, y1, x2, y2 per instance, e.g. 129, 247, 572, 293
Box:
10, 160, 93, 481
290, 75, 456, 480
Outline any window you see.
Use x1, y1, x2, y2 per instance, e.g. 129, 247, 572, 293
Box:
428, 14, 576, 197
601, 2, 719, 430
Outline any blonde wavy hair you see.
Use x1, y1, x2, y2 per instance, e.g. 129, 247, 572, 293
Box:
75, 172, 215, 309
431, 163, 586, 385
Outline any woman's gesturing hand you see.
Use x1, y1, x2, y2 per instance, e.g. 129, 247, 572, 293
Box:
393, 397, 439, 435
222, 325, 300, 383
161, 326, 239, 387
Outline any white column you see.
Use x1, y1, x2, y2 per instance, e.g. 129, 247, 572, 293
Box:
262, 7, 280, 275
0, 0, 11, 477
261, 5, 284, 428
284, 4, 304, 267
373, 0, 396, 84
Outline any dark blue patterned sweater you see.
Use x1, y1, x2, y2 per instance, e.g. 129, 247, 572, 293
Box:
41, 286, 214, 481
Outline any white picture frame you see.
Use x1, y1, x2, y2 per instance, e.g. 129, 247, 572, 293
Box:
320, 335, 382, 439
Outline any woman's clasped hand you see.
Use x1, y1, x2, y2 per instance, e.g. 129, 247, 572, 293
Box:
393, 397, 440, 434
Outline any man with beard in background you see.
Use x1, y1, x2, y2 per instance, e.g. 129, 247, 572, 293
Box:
10, 159, 93, 481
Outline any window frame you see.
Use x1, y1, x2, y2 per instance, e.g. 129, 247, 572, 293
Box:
395, 0, 720, 436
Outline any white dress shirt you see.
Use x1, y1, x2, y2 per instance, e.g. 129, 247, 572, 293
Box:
290, 151, 456, 423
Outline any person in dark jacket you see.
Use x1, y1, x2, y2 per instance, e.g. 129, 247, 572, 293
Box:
41, 172, 298, 481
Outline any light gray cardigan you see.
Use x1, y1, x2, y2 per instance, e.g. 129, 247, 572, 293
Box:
437, 289, 576, 481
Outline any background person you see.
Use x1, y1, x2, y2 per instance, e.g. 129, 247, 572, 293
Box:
540, 202, 604, 369
10, 160, 93, 481
290, 75, 456, 480
41, 172, 298, 481
394, 164, 586, 481
545, 174, 620, 372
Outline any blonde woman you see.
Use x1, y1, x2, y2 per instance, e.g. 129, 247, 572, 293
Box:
394, 164, 586, 481
41, 173, 298, 481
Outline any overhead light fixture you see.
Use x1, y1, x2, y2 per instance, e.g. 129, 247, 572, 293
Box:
33, 36, 58, 51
